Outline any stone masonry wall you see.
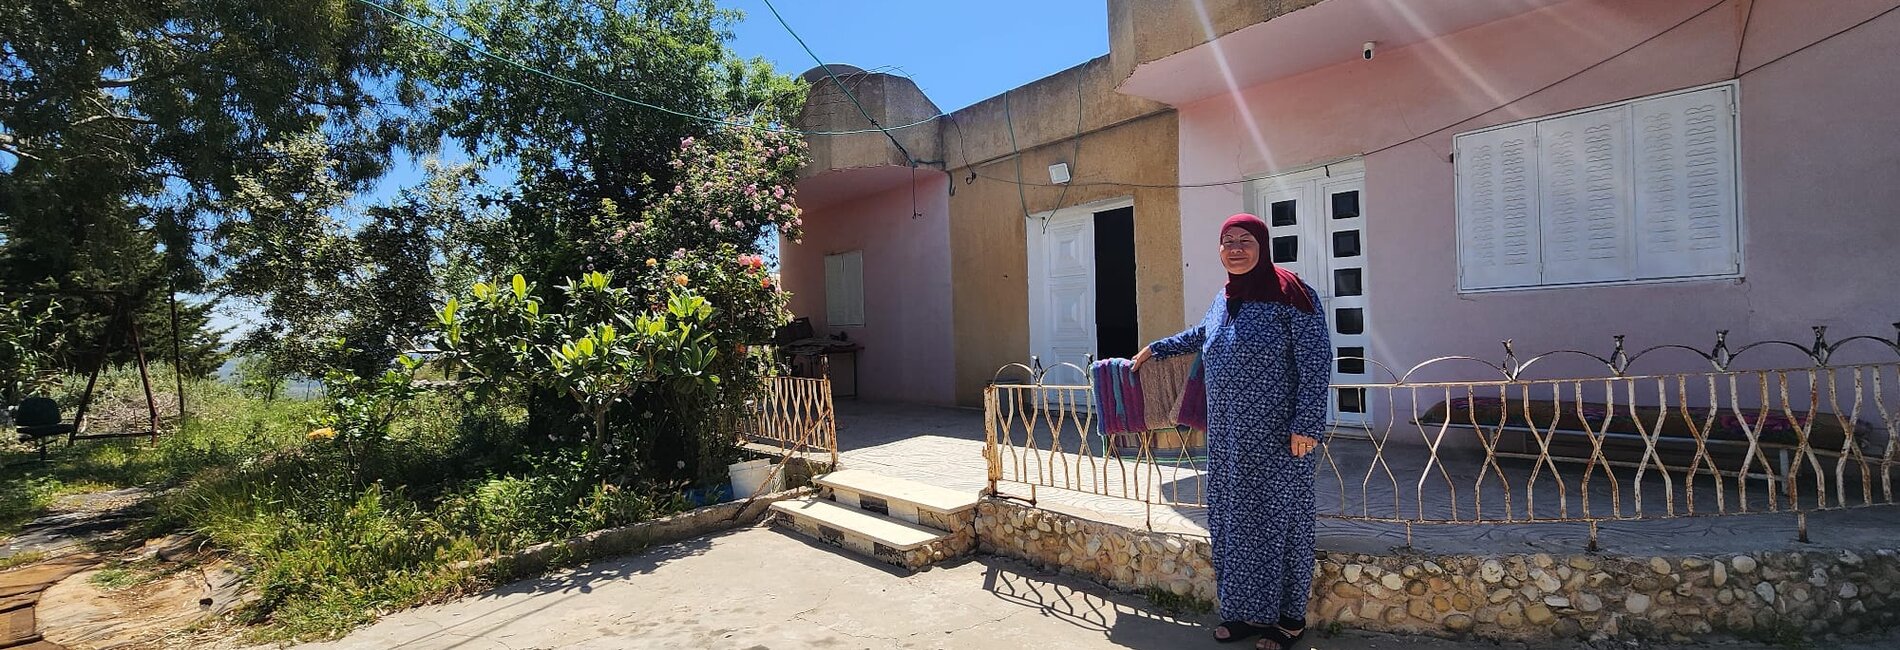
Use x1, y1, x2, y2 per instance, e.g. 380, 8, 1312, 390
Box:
976, 499, 1900, 642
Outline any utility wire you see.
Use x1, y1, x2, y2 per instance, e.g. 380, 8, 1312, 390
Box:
349, 0, 943, 137
962, 0, 1731, 190
758, 0, 915, 165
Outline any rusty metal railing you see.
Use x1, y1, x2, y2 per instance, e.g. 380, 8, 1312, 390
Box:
983, 326, 1900, 549
741, 375, 839, 467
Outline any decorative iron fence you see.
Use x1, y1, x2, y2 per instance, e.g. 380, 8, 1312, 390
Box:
984, 326, 1900, 549
741, 374, 839, 466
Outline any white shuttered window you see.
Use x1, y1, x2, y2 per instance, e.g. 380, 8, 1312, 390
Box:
1455, 84, 1740, 291
824, 251, 864, 326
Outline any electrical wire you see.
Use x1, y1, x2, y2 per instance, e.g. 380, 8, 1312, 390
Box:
1732, 0, 1756, 78
758, 0, 916, 165
349, 0, 944, 137
960, 0, 1731, 190
1735, 1, 1898, 76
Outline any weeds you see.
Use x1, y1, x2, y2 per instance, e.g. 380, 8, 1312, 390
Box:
1142, 587, 1215, 617
0, 550, 47, 571
4, 366, 707, 642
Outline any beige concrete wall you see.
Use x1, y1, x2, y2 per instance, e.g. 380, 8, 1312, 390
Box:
947, 108, 1181, 407
1107, 0, 1326, 85
796, 66, 944, 178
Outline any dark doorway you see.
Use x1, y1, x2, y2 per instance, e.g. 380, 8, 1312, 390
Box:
1093, 206, 1139, 360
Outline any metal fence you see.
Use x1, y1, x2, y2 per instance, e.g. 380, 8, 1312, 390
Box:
983, 327, 1900, 548
741, 374, 839, 466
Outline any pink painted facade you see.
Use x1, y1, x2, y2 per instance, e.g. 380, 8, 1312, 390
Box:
1155, 0, 1900, 375
780, 170, 955, 404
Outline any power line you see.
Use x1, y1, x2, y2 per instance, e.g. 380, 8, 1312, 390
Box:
758, 0, 915, 166
348, 0, 944, 137
961, 0, 1730, 190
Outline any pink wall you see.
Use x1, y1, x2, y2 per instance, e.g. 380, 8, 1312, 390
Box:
1174, 0, 1900, 378
782, 171, 955, 404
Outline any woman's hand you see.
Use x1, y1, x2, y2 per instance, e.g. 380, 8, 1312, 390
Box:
1131, 346, 1154, 373
1290, 434, 1319, 458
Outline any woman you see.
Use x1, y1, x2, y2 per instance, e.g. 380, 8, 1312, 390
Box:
1133, 213, 1331, 649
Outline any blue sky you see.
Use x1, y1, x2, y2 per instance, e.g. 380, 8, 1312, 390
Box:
209, 1, 1108, 337
723, 0, 1107, 113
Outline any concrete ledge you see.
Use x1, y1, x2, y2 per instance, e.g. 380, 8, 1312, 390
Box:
485, 487, 815, 579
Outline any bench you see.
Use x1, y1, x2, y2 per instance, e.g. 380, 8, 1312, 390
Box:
1416, 397, 1880, 482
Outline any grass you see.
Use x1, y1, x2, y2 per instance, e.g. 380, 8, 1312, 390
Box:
2, 372, 319, 537
1142, 587, 1215, 617
4, 366, 707, 643
0, 550, 47, 571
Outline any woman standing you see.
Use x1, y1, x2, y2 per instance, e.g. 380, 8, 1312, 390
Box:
1133, 213, 1331, 649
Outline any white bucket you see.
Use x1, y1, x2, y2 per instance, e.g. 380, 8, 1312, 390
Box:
728, 458, 784, 496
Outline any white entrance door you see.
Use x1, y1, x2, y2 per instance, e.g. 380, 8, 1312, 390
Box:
1028, 209, 1095, 387
1027, 197, 1134, 388
1253, 165, 1371, 427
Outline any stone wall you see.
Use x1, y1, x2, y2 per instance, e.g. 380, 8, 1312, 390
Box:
975, 501, 1217, 604
975, 499, 1900, 642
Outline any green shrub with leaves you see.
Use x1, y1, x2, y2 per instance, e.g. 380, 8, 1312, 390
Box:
438, 272, 721, 473
0, 296, 63, 404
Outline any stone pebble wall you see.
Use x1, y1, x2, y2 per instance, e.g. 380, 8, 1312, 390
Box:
909, 509, 979, 568
975, 500, 1900, 642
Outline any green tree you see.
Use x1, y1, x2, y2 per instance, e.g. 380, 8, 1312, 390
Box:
213, 133, 477, 379
1, 0, 410, 372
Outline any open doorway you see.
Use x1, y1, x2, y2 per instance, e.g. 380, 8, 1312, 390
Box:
1093, 206, 1139, 361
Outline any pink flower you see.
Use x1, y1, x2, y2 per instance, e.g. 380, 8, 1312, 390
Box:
776, 146, 789, 155
710, 219, 723, 231
772, 186, 785, 199
681, 136, 695, 149
735, 220, 746, 230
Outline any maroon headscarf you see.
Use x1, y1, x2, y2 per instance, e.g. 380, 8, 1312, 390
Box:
1221, 213, 1317, 316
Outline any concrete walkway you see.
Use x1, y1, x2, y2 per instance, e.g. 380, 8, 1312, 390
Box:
298, 526, 1899, 650
829, 401, 1900, 556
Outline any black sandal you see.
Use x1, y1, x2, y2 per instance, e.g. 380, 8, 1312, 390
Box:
1213, 620, 1272, 643
1255, 625, 1306, 650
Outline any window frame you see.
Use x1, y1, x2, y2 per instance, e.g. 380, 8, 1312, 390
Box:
1453, 81, 1745, 294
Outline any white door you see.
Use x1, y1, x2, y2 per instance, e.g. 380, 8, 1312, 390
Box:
1027, 209, 1096, 387
1255, 166, 1372, 428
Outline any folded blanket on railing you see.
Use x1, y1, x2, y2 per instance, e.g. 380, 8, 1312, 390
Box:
1136, 354, 1191, 431
1091, 355, 1206, 435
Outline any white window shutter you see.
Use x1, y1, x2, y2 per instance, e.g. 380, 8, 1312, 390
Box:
1456, 123, 1542, 290
824, 254, 846, 325
824, 251, 864, 326
1632, 86, 1740, 279
1537, 105, 1633, 285
844, 251, 864, 325
824, 250, 870, 326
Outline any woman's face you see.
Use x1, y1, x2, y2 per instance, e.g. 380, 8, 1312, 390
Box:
1220, 226, 1260, 275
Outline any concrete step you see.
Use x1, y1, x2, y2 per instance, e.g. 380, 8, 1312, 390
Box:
770, 497, 953, 569
813, 469, 979, 528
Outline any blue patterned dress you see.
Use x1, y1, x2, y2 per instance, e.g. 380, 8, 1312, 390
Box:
1150, 287, 1331, 623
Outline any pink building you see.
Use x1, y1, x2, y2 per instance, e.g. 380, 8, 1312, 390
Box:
788, 0, 1900, 419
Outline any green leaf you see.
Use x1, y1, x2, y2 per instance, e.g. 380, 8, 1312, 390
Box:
512, 274, 528, 298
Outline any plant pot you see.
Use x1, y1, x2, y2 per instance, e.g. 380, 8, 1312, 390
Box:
727, 458, 783, 497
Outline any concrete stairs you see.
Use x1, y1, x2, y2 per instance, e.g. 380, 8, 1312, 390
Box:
769, 469, 979, 570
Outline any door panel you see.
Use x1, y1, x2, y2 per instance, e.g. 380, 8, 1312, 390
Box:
1255, 169, 1371, 428
1029, 212, 1097, 387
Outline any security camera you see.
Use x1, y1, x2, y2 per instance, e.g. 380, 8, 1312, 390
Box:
1362, 41, 1376, 60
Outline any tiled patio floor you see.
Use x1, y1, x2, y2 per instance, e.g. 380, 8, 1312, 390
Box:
832, 401, 1900, 556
